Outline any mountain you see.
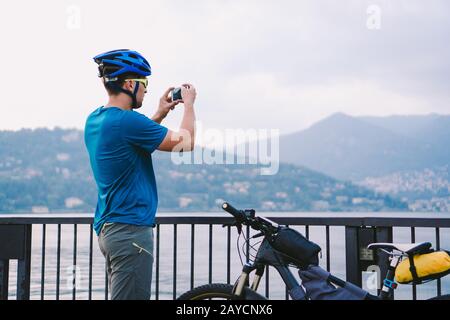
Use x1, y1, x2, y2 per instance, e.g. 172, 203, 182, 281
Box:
279, 113, 450, 181
359, 114, 450, 143
0, 128, 406, 213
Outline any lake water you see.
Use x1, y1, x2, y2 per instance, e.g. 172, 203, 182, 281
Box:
5, 212, 450, 300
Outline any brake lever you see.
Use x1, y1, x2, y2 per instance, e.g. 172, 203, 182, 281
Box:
251, 232, 265, 239
221, 222, 243, 235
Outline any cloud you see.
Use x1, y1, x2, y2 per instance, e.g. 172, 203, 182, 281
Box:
0, 0, 448, 133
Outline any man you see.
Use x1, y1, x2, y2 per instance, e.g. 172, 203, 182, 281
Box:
84, 49, 196, 300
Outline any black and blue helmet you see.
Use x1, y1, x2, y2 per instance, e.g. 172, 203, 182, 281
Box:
93, 49, 151, 78
93, 49, 151, 108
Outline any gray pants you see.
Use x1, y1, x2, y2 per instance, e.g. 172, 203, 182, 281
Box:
98, 223, 154, 300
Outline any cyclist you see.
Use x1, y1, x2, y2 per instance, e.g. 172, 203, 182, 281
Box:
84, 49, 196, 300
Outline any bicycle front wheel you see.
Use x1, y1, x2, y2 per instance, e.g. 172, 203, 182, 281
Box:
177, 283, 267, 300
427, 294, 450, 300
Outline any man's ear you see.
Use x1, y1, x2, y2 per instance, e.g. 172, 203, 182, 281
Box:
123, 79, 133, 91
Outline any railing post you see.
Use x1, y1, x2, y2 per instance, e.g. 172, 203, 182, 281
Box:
16, 225, 32, 300
345, 226, 360, 286
345, 226, 377, 288
0, 260, 9, 300
346, 226, 393, 296
0, 224, 32, 300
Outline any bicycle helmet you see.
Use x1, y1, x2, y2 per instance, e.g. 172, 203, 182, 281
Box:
93, 49, 151, 108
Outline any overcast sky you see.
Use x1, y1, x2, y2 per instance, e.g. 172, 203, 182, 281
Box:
0, 0, 449, 135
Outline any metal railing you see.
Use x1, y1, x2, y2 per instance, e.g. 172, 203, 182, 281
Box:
0, 212, 449, 300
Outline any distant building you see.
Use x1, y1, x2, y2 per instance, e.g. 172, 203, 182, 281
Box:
178, 197, 193, 208
32, 206, 49, 213
275, 192, 288, 199
178, 193, 209, 209
336, 196, 349, 203
312, 200, 330, 211
261, 201, 276, 210
352, 197, 366, 205
56, 153, 70, 161
65, 197, 84, 209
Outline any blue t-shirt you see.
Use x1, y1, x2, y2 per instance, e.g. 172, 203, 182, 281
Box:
84, 106, 168, 235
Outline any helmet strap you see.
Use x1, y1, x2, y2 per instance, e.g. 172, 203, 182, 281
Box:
120, 87, 138, 109
105, 78, 139, 109
131, 81, 140, 108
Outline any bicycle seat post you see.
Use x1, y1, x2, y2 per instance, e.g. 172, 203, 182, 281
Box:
379, 251, 402, 300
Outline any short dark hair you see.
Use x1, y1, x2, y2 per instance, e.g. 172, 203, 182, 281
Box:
101, 66, 145, 96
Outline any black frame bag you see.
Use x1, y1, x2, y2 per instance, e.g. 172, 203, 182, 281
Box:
269, 227, 322, 268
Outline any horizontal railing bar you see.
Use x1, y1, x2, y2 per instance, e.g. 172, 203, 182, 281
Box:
1, 214, 450, 228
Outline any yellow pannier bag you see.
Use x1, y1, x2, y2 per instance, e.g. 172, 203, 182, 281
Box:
395, 251, 450, 284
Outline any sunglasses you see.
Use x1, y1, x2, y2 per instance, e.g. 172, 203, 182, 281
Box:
126, 78, 148, 88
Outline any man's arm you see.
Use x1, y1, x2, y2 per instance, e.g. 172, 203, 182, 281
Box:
151, 114, 164, 124
158, 84, 196, 152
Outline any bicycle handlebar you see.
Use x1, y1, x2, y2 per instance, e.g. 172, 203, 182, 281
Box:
222, 202, 245, 221
221, 201, 279, 235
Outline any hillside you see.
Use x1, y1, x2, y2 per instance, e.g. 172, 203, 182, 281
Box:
279, 113, 450, 180
0, 128, 406, 213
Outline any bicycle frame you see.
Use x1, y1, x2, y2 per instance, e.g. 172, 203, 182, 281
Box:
232, 237, 307, 300
231, 236, 403, 300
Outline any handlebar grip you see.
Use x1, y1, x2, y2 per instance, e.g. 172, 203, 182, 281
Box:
222, 202, 244, 221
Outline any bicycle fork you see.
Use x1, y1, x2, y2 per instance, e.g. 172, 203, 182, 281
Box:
234, 264, 264, 295
233, 263, 307, 300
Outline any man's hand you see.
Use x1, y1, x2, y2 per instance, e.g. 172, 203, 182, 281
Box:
181, 83, 197, 107
157, 83, 197, 152
151, 87, 182, 123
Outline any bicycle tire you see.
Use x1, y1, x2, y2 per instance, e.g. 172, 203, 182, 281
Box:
427, 294, 450, 300
177, 283, 267, 300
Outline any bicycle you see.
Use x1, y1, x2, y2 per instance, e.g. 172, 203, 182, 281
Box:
178, 202, 450, 300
